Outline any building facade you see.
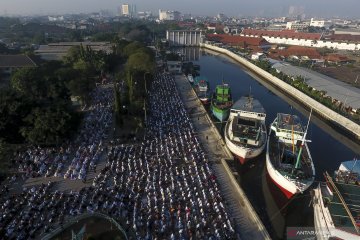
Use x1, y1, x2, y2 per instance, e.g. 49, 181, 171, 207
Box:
241, 29, 360, 51
166, 30, 203, 46
121, 4, 136, 17
159, 10, 180, 21
286, 21, 309, 31
310, 18, 325, 28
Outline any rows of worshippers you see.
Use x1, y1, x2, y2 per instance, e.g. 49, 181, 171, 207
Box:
92, 73, 235, 239
0, 73, 236, 239
11, 86, 113, 182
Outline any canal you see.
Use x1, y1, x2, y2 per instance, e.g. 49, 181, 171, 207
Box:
178, 47, 360, 239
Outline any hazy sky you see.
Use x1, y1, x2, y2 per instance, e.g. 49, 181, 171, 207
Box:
0, 0, 359, 18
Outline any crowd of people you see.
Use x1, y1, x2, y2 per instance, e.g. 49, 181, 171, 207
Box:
0, 73, 236, 239
12, 87, 113, 181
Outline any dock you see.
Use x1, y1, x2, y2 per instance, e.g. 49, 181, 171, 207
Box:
174, 75, 271, 240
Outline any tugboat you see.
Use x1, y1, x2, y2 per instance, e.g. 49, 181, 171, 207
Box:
211, 83, 233, 122
313, 159, 360, 240
194, 76, 210, 103
224, 96, 267, 164
266, 111, 315, 199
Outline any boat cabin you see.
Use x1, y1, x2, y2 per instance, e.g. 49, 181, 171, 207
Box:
272, 113, 304, 143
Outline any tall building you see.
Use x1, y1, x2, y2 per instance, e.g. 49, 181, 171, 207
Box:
122, 4, 129, 16
121, 4, 136, 17
159, 9, 180, 21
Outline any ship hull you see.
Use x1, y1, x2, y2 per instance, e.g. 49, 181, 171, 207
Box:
211, 104, 230, 122
266, 126, 315, 199
266, 137, 299, 199
200, 97, 209, 104
224, 120, 266, 164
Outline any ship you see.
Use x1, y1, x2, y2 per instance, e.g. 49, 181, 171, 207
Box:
266, 112, 315, 199
313, 160, 360, 240
187, 74, 194, 84
194, 76, 210, 103
210, 83, 233, 122
224, 96, 267, 164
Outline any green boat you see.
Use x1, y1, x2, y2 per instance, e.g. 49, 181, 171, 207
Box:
211, 83, 233, 122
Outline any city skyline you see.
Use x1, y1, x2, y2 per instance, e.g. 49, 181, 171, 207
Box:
0, 0, 360, 18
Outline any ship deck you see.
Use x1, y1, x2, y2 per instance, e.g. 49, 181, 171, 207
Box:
326, 181, 360, 234
226, 117, 265, 148
232, 117, 260, 140
268, 130, 313, 180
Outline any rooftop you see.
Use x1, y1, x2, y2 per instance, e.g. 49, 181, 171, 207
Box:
242, 29, 321, 41
0, 55, 37, 68
206, 34, 269, 47
232, 96, 265, 114
269, 46, 322, 60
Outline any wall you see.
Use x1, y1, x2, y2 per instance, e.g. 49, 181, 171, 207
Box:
167, 30, 203, 46
200, 43, 360, 141
241, 34, 360, 50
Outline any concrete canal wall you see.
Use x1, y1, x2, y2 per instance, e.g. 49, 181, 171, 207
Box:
200, 43, 360, 142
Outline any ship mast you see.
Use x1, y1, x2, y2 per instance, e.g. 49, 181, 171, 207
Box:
294, 109, 312, 170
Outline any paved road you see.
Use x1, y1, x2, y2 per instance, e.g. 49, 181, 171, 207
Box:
272, 61, 360, 109
174, 75, 270, 240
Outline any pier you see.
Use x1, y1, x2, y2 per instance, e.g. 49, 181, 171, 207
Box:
174, 75, 271, 240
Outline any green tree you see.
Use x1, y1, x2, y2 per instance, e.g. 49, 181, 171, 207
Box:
20, 102, 75, 145
126, 51, 155, 74
123, 42, 146, 57
66, 75, 94, 104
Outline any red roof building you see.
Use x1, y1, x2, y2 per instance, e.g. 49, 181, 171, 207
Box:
268, 46, 322, 60
323, 54, 355, 64
323, 34, 360, 43
206, 34, 270, 49
241, 29, 321, 41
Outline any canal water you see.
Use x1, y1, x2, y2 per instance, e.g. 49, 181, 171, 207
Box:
177, 47, 360, 239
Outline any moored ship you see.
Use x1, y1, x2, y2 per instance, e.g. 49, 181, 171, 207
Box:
266, 112, 315, 199
224, 96, 267, 164
194, 76, 210, 103
210, 83, 233, 122
313, 160, 360, 240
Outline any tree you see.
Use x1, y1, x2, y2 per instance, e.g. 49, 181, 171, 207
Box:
0, 89, 32, 142
114, 84, 123, 126
66, 75, 94, 104
126, 51, 155, 74
63, 46, 81, 65
123, 42, 146, 57
11, 67, 45, 98
20, 102, 75, 145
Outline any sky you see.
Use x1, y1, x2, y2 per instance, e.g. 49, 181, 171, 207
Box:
0, 0, 359, 18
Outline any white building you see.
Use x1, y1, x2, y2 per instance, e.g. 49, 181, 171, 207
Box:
241, 29, 360, 51
122, 4, 136, 17
310, 18, 325, 28
286, 21, 309, 30
251, 52, 265, 60
48, 16, 64, 22
122, 4, 129, 16
159, 9, 180, 21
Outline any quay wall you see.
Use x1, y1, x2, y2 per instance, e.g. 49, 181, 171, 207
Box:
200, 43, 360, 142
187, 78, 271, 239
